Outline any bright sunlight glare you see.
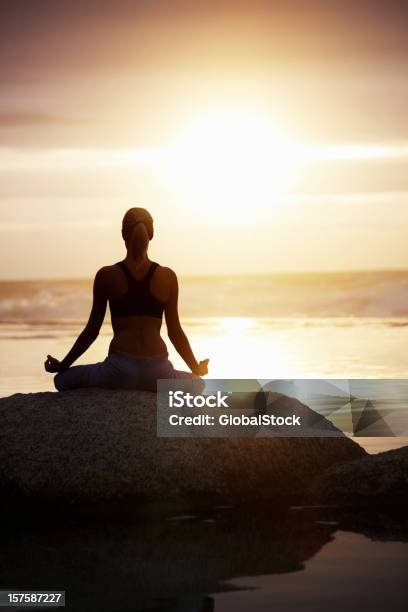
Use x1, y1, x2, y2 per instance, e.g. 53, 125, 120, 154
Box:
160, 109, 298, 222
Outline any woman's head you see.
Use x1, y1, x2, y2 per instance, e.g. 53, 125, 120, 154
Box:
122, 207, 154, 260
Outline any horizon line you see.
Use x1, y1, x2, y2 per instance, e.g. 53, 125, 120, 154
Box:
1, 267, 408, 283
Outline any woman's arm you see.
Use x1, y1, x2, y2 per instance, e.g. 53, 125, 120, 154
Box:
164, 270, 209, 376
44, 269, 107, 373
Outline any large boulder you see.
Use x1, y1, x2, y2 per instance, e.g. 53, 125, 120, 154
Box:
311, 445, 408, 505
0, 389, 365, 507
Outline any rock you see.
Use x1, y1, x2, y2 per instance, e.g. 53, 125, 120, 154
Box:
311, 445, 408, 505
0, 389, 365, 507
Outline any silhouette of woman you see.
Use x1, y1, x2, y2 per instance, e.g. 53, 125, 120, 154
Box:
44, 208, 209, 390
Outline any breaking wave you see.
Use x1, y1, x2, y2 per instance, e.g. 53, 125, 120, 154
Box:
1, 271, 408, 321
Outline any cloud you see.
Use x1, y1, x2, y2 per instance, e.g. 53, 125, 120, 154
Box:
0, 220, 113, 233
1, 141, 408, 172
0, 147, 158, 171
0, 112, 89, 127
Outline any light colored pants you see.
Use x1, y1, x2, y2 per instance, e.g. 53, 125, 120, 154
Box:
54, 351, 198, 392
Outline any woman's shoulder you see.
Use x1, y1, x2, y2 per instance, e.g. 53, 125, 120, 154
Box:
93, 264, 124, 289
154, 265, 178, 284
154, 264, 176, 276
95, 263, 122, 278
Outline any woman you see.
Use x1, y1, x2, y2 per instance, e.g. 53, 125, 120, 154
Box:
44, 208, 209, 391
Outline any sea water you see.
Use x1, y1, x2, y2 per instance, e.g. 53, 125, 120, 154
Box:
1, 272, 408, 453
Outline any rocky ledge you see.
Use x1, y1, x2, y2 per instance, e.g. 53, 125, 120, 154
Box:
0, 389, 365, 507
311, 445, 408, 506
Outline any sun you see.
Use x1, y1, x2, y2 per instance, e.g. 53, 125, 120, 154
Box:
161, 108, 297, 222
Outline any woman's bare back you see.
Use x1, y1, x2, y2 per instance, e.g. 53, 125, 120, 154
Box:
101, 260, 173, 357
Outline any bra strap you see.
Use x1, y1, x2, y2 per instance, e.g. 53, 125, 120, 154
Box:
143, 262, 158, 283
117, 260, 158, 284
117, 261, 134, 284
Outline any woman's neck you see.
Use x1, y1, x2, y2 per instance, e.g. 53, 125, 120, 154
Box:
125, 252, 150, 270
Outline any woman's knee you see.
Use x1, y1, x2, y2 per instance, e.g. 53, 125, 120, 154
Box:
54, 372, 64, 391
54, 363, 109, 391
54, 371, 68, 391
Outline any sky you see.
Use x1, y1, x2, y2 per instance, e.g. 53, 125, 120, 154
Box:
1, 0, 408, 278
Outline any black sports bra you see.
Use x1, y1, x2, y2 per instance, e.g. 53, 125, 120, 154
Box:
109, 261, 165, 319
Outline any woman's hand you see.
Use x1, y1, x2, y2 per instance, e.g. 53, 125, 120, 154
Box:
192, 358, 209, 376
44, 355, 62, 373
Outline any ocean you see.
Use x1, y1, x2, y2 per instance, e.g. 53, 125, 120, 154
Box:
1, 270, 408, 453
